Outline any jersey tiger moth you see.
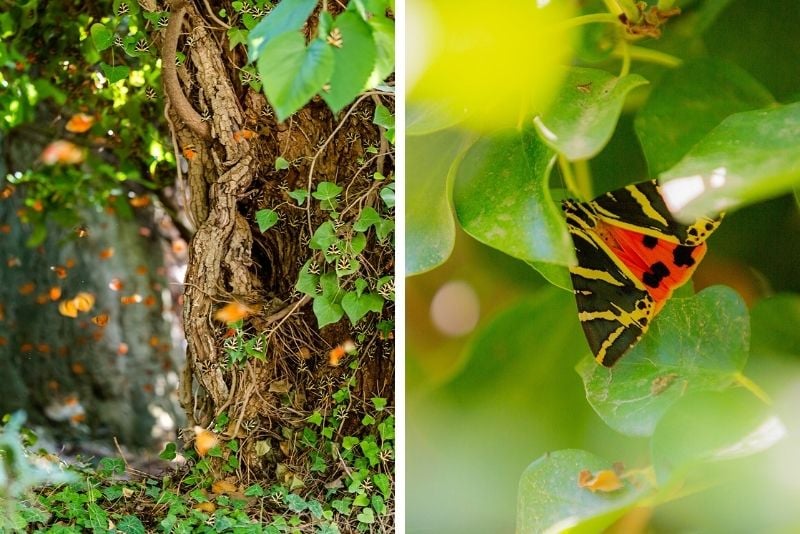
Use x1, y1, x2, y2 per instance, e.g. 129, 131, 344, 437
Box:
562, 180, 722, 367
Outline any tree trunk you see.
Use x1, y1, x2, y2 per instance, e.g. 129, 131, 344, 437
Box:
159, 0, 395, 484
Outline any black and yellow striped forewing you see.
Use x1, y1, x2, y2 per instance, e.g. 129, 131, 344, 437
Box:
562, 180, 722, 367
588, 180, 721, 246
563, 198, 655, 366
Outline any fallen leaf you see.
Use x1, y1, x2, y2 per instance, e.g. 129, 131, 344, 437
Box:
194, 501, 216, 514
211, 480, 238, 495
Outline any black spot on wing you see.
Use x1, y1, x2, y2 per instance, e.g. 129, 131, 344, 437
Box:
672, 245, 696, 267
642, 235, 658, 249
643, 261, 670, 288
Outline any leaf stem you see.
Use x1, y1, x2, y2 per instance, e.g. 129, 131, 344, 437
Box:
614, 45, 683, 68
618, 41, 631, 77
560, 12, 620, 29
559, 155, 579, 198
734, 372, 772, 405
574, 159, 593, 200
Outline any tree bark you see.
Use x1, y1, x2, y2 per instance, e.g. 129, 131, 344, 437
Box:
159, 0, 395, 481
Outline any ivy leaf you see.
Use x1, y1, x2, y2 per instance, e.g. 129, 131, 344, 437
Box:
373, 104, 395, 143
342, 291, 384, 324
350, 232, 367, 255
116, 515, 146, 534
353, 206, 381, 231
309, 221, 337, 250
296, 261, 320, 296
228, 27, 248, 51
533, 68, 648, 160
517, 449, 645, 533
90, 23, 114, 51
365, 15, 394, 88
275, 156, 290, 170
158, 442, 177, 461
289, 188, 308, 205
313, 181, 343, 200
660, 102, 800, 222
380, 183, 395, 208
651, 389, 784, 486
453, 127, 574, 269
313, 295, 344, 328
577, 286, 749, 437
100, 63, 130, 84
635, 58, 774, 176
247, 0, 318, 62
323, 11, 377, 113
255, 208, 278, 232
257, 34, 334, 122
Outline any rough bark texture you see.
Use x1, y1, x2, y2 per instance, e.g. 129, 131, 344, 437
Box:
159, 0, 395, 483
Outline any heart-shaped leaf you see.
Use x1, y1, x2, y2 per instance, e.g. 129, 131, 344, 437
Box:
313, 295, 344, 328
517, 449, 646, 533
635, 58, 774, 176
660, 102, 800, 222
258, 34, 334, 122
577, 286, 749, 436
322, 11, 376, 113
342, 291, 383, 324
453, 127, 574, 267
100, 63, 130, 84
90, 23, 114, 51
533, 68, 648, 160
247, 0, 318, 61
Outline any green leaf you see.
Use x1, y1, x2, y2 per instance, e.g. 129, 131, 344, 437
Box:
275, 156, 290, 170
353, 206, 380, 231
371, 397, 387, 410
256, 208, 279, 232
372, 473, 390, 497
247, 0, 318, 61
313, 295, 344, 328
660, 102, 800, 222
635, 58, 774, 176
159, 442, 177, 461
357, 507, 375, 524
533, 68, 648, 160
309, 221, 337, 250
350, 232, 367, 255
289, 188, 308, 205
244, 484, 265, 497
453, 127, 574, 268
90, 23, 114, 51
517, 449, 644, 533
380, 183, 394, 208
577, 286, 750, 437
335, 257, 360, 277
322, 11, 376, 113
651, 389, 784, 485
100, 63, 130, 84
295, 260, 320, 296
406, 128, 475, 275
319, 271, 340, 299
374, 217, 394, 241
342, 291, 383, 324
116, 515, 146, 534
313, 181, 343, 200
228, 27, 248, 51
365, 15, 394, 88
373, 103, 395, 143
258, 34, 334, 122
